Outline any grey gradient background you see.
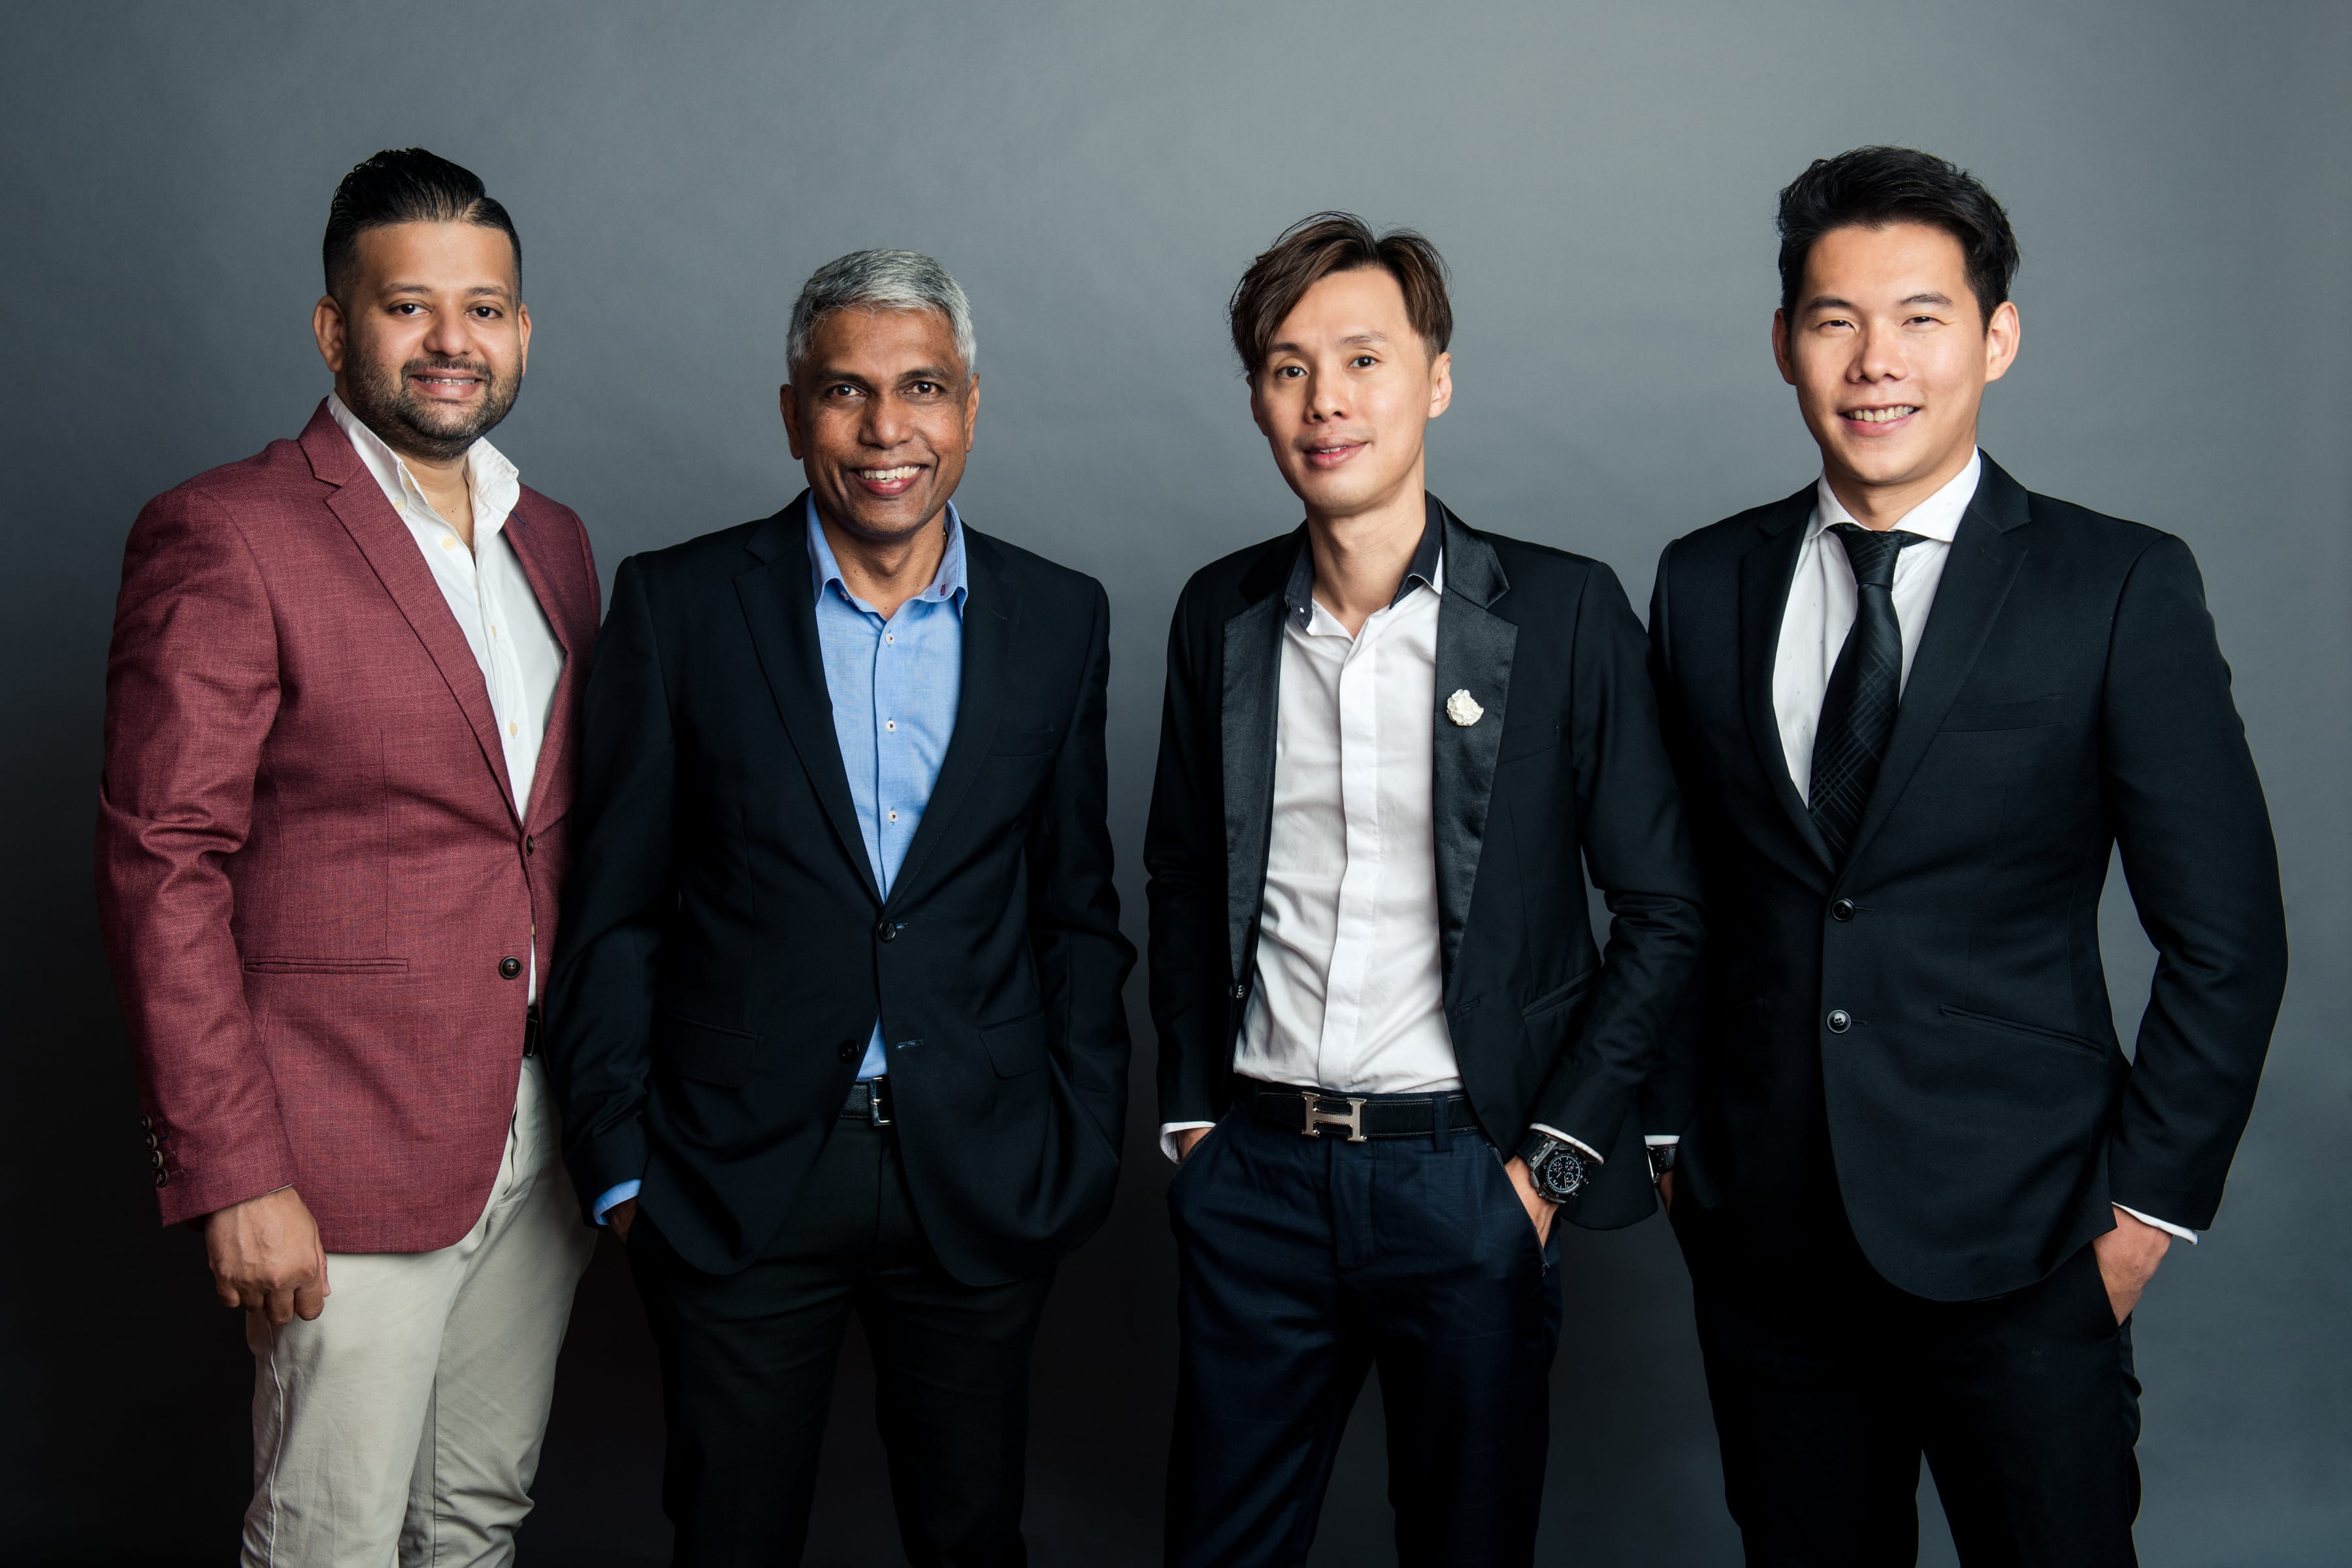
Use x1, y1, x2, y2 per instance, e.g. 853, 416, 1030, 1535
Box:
4, 3, 2346, 1563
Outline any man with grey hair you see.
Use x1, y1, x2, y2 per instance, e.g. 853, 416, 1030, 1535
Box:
546, 250, 1133, 1563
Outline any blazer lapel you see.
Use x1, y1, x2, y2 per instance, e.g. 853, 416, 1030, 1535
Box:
733, 497, 882, 906
1836, 458, 2031, 879
302, 408, 521, 824
1220, 536, 1295, 986
1737, 487, 1834, 874
1431, 504, 1515, 990
888, 529, 1013, 906
500, 496, 582, 831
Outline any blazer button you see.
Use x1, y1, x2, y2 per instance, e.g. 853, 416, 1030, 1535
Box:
1231, 983, 1247, 1001
139, 1113, 154, 1132
1831, 899, 1855, 922
525, 834, 536, 857
1826, 1009, 1852, 1034
149, 1149, 167, 1171
875, 919, 898, 943
499, 956, 523, 980
145, 1132, 160, 1150
154, 1170, 169, 1188
838, 1039, 860, 1063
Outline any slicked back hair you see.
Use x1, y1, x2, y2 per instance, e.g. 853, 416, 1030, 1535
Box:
787, 250, 976, 383
1776, 146, 2020, 327
322, 148, 519, 303
1228, 212, 1452, 378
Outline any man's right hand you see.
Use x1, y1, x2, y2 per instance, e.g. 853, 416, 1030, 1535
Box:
1173, 1127, 1211, 1162
204, 1186, 329, 1326
608, 1198, 638, 1241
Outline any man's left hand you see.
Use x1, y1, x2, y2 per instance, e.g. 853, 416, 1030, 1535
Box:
2091, 1206, 2172, 1324
1503, 1156, 1557, 1245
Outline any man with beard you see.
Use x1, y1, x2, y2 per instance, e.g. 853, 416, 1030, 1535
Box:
98, 148, 600, 1565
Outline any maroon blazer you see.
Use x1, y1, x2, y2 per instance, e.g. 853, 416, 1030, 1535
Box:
97, 402, 600, 1252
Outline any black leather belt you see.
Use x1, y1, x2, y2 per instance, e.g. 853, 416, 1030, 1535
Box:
841, 1077, 894, 1126
1239, 1077, 1476, 1143
522, 1007, 542, 1058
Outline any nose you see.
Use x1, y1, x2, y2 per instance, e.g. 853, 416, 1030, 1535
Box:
420, 308, 474, 359
1852, 321, 1906, 385
861, 391, 911, 449
1306, 370, 1347, 423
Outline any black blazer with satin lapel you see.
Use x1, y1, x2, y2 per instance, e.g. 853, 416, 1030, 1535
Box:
546, 494, 1134, 1285
1145, 495, 1705, 1229
1649, 456, 2287, 1301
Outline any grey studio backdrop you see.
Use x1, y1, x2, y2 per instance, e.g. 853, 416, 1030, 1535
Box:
3, 3, 2345, 1563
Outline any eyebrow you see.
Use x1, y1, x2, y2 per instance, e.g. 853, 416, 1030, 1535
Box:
382, 282, 514, 300
1804, 291, 1954, 312
1266, 329, 1394, 356
809, 367, 960, 387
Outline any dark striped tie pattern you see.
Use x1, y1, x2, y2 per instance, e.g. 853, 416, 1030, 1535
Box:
1808, 523, 1926, 866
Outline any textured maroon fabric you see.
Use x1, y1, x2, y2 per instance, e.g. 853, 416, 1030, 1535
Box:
97, 402, 600, 1252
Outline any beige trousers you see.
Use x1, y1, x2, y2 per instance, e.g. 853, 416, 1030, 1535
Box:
240, 1056, 596, 1567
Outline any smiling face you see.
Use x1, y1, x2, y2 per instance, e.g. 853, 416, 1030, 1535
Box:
1250, 265, 1451, 524
781, 306, 977, 545
314, 220, 528, 463
1774, 220, 2019, 517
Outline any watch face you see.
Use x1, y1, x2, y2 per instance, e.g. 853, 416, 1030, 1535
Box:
1539, 1146, 1586, 1201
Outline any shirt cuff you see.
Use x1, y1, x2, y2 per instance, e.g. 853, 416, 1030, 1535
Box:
1158, 1122, 1217, 1164
1644, 1134, 1679, 1147
1529, 1124, 1603, 1164
593, 1179, 642, 1225
2116, 1203, 2198, 1245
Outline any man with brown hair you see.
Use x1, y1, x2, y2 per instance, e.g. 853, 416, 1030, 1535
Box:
1145, 213, 1703, 1565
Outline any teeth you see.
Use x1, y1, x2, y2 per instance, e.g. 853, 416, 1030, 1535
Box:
858, 466, 919, 482
1847, 406, 1918, 423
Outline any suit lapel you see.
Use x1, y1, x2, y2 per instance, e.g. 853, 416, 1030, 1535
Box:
1430, 505, 1514, 990
889, 529, 1013, 906
1737, 487, 1834, 874
1220, 551, 1291, 987
500, 495, 582, 830
733, 497, 882, 906
1837, 459, 2031, 879
302, 408, 521, 824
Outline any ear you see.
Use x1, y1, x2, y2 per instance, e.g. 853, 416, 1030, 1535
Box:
1248, 373, 1272, 440
962, 372, 980, 454
514, 301, 532, 378
313, 295, 348, 378
1771, 309, 1797, 387
1981, 299, 2021, 385
778, 384, 804, 459
1425, 350, 1453, 421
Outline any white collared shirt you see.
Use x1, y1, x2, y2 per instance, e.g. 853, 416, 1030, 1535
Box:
1760, 448, 2193, 1244
326, 395, 563, 998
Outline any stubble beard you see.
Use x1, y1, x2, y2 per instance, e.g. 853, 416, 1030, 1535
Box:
342, 351, 519, 463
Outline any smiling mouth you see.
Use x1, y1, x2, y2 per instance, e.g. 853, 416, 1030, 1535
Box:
849, 464, 926, 496
1842, 405, 1919, 425
1301, 440, 1365, 468
409, 371, 484, 395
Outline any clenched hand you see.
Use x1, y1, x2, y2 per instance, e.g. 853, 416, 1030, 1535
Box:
204, 1186, 329, 1325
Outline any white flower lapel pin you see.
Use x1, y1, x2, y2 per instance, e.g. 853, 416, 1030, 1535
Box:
1445, 689, 1484, 727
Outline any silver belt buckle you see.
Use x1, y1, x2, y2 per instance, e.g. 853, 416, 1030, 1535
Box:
1299, 1091, 1368, 1143
866, 1081, 892, 1127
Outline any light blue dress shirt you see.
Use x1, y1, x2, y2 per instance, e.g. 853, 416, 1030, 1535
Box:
595, 497, 969, 1223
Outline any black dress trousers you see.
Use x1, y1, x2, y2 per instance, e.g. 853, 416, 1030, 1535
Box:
1165, 1103, 1563, 1568
627, 1115, 1054, 1568
1687, 1217, 2142, 1568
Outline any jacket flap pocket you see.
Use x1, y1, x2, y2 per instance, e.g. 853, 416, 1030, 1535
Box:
1498, 719, 1563, 763
1521, 970, 1596, 1022
242, 957, 410, 975
988, 725, 1062, 757
980, 1011, 1049, 1076
659, 1015, 762, 1086
1941, 696, 2063, 732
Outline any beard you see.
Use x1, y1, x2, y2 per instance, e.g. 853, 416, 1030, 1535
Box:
340, 351, 519, 463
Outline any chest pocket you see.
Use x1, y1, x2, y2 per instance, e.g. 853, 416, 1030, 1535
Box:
1497, 718, 1563, 764
988, 725, 1062, 757
1940, 696, 2064, 732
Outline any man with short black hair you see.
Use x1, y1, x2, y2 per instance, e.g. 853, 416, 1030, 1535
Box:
99, 148, 599, 1565
547, 249, 1132, 1564
1147, 213, 1703, 1565
1649, 146, 2287, 1563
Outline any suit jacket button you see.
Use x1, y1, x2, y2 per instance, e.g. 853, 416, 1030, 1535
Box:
1231, 983, 1247, 1001
1826, 1009, 1852, 1034
525, 834, 536, 856
838, 1039, 860, 1063
498, 956, 523, 980
875, 919, 898, 943
149, 1149, 167, 1170
1831, 899, 1855, 922
139, 1113, 154, 1132
154, 1170, 169, 1188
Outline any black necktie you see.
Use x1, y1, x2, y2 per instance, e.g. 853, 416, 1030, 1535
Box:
1808, 523, 1925, 865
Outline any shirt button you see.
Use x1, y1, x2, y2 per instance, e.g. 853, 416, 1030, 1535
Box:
441, 536, 457, 549
499, 956, 523, 980
885, 632, 894, 644
1826, 1009, 1852, 1034
887, 810, 900, 823
875, 919, 898, 943
508, 722, 519, 737
491, 625, 499, 638
1831, 899, 1856, 922
885, 720, 896, 732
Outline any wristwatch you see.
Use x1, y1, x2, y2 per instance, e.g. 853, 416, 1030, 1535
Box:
1516, 1132, 1589, 1203
1646, 1141, 1678, 1183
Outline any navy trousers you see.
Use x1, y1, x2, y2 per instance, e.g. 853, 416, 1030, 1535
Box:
1164, 1102, 1563, 1567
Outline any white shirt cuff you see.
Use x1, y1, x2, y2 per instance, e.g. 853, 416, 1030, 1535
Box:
1529, 1124, 1603, 1164
1158, 1122, 1217, 1164
2116, 1203, 2198, 1245
1644, 1134, 1679, 1147
593, 1179, 642, 1225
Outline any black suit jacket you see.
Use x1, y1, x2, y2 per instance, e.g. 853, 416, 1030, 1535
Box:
1147, 497, 1705, 1228
546, 496, 1134, 1284
1650, 456, 2287, 1301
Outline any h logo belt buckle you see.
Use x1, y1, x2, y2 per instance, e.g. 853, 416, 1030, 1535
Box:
1299, 1092, 1369, 1143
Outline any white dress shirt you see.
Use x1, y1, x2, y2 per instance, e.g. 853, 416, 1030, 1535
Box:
1758, 449, 2193, 1245
326, 395, 564, 999
1158, 536, 1592, 1166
